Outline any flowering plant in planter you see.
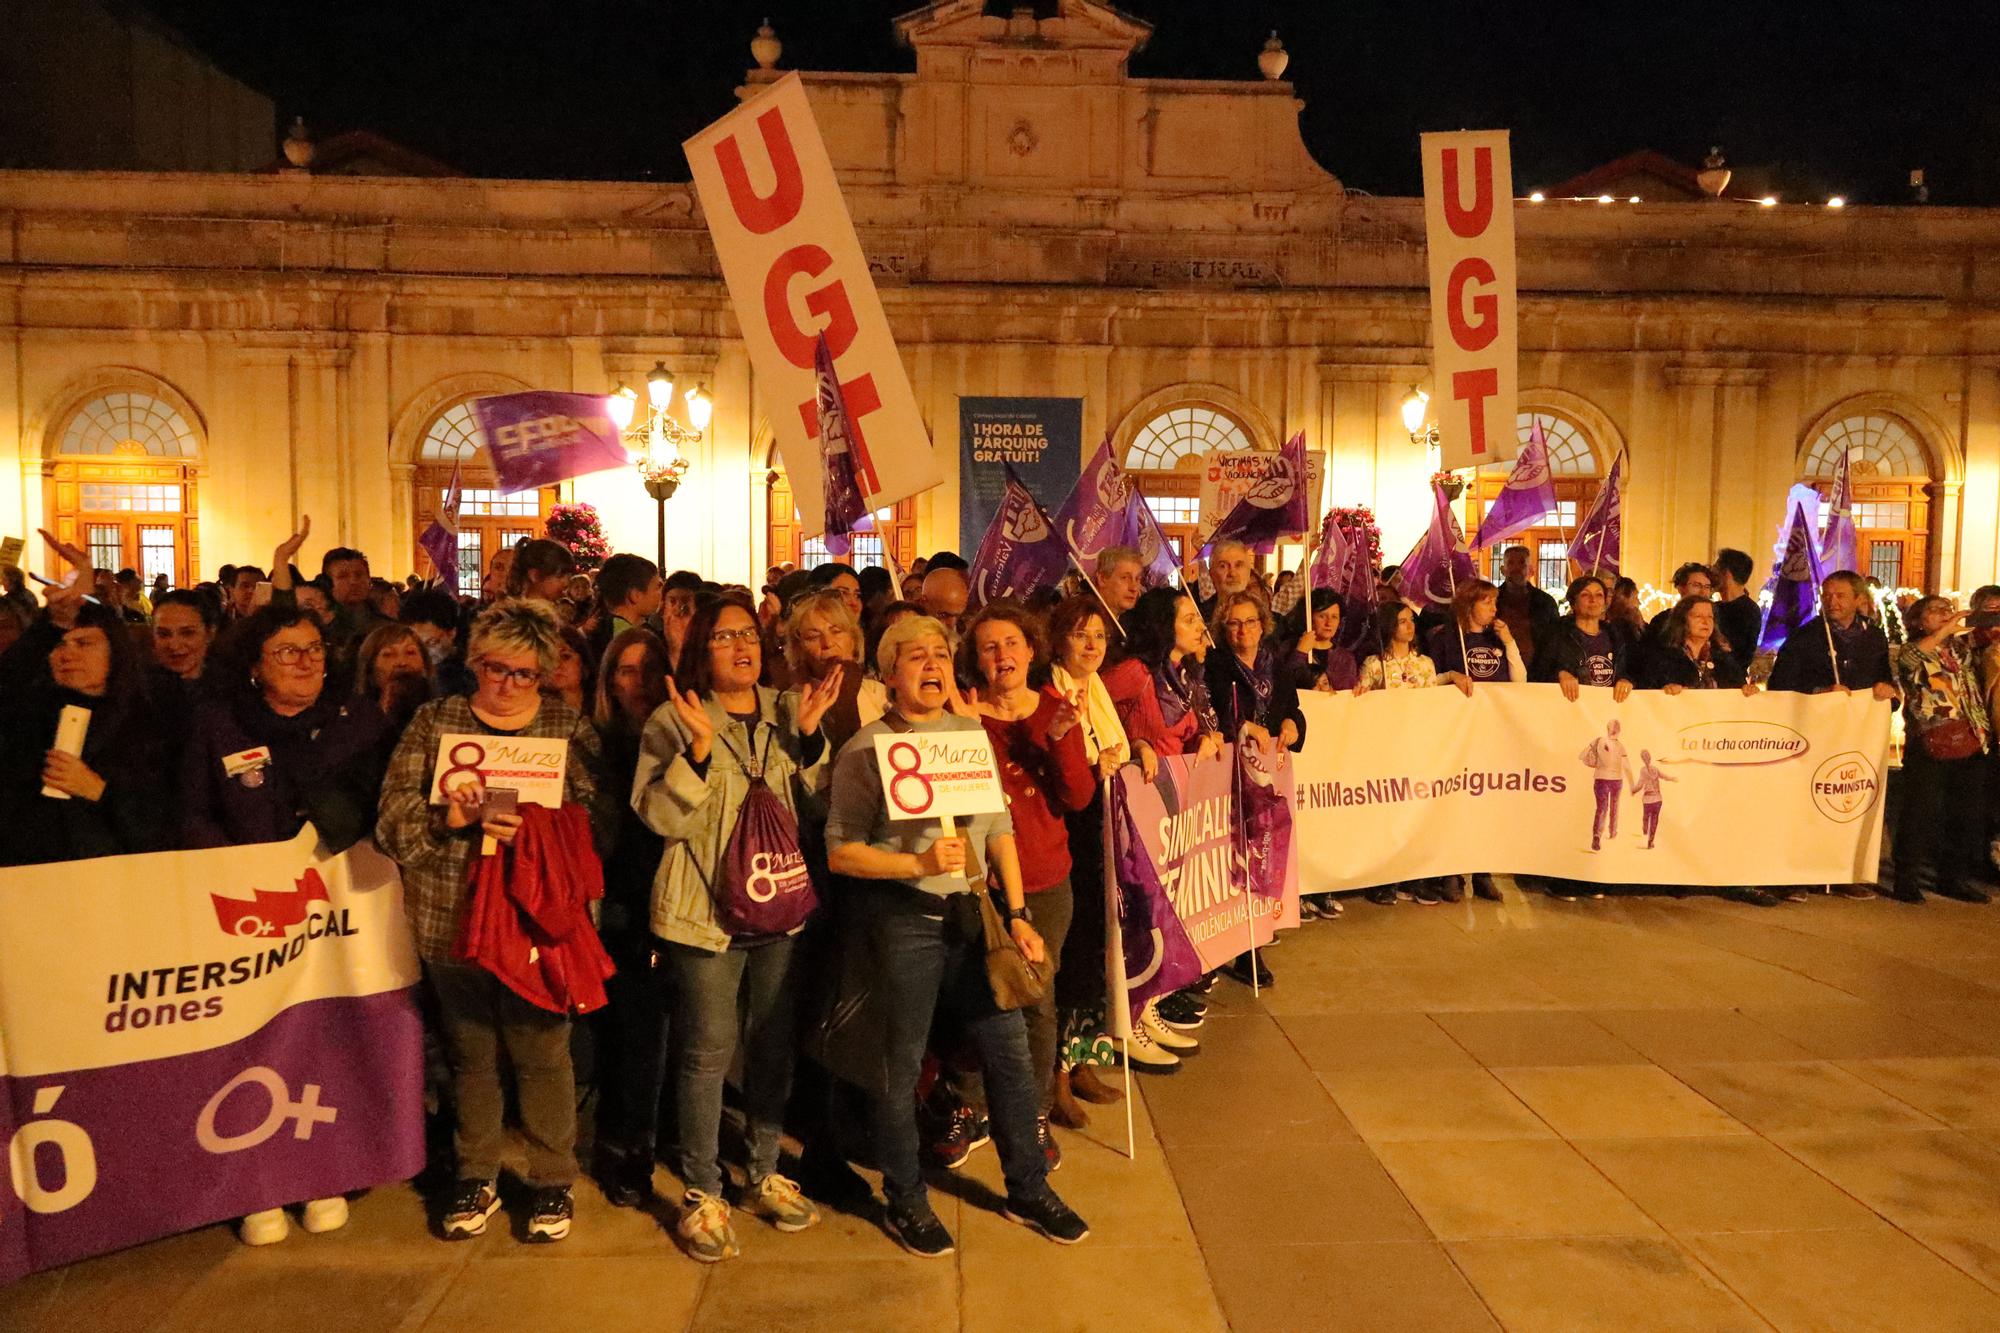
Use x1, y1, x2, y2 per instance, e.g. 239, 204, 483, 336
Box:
1430, 469, 1466, 498
1327, 504, 1384, 566
636, 453, 690, 487
544, 502, 612, 571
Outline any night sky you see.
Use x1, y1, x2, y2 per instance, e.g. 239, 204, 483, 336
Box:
141, 0, 1999, 205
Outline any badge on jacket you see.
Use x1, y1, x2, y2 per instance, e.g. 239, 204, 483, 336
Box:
222, 747, 272, 789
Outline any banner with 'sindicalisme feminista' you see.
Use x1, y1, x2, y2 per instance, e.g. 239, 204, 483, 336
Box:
1290, 685, 1890, 889
0, 828, 425, 1283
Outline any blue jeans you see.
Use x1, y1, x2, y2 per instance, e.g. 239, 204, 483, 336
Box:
862, 888, 1049, 1214
667, 936, 799, 1198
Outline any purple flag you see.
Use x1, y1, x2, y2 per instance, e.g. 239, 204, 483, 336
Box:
1307, 510, 1347, 592
470, 391, 631, 495
1336, 515, 1381, 654
1819, 445, 1859, 576
1205, 431, 1311, 552
968, 468, 1071, 606
1111, 770, 1210, 1026
1052, 436, 1179, 586
1567, 450, 1625, 577
1760, 484, 1827, 652
815, 334, 871, 556
1235, 740, 1295, 903
417, 462, 463, 592
1397, 483, 1478, 608
1476, 418, 1558, 549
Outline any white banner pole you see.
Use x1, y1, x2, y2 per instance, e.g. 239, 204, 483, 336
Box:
1100, 775, 1137, 1161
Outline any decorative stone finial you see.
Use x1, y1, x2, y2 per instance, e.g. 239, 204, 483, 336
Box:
282, 117, 315, 170
751, 18, 781, 70
1696, 146, 1730, 198
1258, 31, 1289, 81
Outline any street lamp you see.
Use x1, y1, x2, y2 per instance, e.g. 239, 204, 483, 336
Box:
607, 360, 708, 570
1401, 386, 1439, 448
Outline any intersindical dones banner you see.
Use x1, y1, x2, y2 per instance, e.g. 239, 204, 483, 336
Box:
0, 829, 424, 1282
684, 73, 941, 536
1420, 130, 1519, 471
1290, 686, 1891, 888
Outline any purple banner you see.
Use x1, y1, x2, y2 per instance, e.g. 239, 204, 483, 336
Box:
1398, 482, 1478, 608
816, 334, 871, 554
0, 991, 423, 1283
1568, 450, 1625, 577
1236, 738, 1298, 905
417, 461, 463, 590
1820, 446, 1859, 576
1110, 771, 1207, 1025
1761, 485, 1827, 653
471, 391, 631, 495
1206, 431, 1311, 552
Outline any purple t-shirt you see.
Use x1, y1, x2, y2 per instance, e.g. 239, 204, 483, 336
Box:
1428, 625, 1508, 681
1575, 629, 1616, 685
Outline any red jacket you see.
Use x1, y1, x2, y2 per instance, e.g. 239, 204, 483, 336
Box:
981, 689, 1096, 893
456, 802, 616, 1015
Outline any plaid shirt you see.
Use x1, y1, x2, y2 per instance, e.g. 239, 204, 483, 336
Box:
375, 694, 610, 961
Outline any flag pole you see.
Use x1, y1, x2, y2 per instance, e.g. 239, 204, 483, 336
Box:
1101, 776, 1137, 1161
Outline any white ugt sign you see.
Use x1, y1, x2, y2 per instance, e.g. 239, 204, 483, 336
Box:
1420, 131, 1519, 471
683, 73, 942, 536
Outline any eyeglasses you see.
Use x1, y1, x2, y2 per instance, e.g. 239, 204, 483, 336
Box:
263, 643, 326, 665
477, 660, 542, 687
709, 627, 761, 646
1224, 618, 1263, 632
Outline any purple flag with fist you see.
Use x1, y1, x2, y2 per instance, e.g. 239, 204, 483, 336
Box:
1052, 436, 1179, 587
815, 334, 871, 555
1567, 451, 1625, 577
968, 468, 1070, 606
1397, 483, 1477, 608
1475, 418, 1557, 550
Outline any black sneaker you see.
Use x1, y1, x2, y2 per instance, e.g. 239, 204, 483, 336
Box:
885, 1202, 956, 1257
1036, 1114, 1062, 1173
1413, 882, 1442, 905
597, 1152, 653, 1209
440, 1179, 500, 1240
1004, 1189, 1090, 1245
1366, 886, 1397, 906
525, 1185, 573, 1242
1155, 992, 1206, 1030
1730, 887, 1780, 908
927, 1104, 990, 1171
1223, 953, 1273, 988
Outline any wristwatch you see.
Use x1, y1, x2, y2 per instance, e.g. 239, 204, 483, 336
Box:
1005, 904, 1033, 925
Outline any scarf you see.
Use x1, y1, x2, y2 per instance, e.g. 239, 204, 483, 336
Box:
1153, 656, 1220, 734
1050, 663, 1128, 764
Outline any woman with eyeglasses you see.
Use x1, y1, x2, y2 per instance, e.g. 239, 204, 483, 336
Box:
631, 595, 841, 1263
175, 603, 389, 1248
377, 598, 611, 1247
181, 604, 388, 856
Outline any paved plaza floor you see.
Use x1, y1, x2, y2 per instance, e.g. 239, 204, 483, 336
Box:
10, 882, 2000, 1331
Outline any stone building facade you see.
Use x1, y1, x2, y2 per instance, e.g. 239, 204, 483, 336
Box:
2, 0, 1996, 594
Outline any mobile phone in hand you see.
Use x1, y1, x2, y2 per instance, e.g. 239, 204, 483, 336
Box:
482, 787, 520, 821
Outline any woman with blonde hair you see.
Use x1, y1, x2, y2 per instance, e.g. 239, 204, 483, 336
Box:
783, 586, 888, 756
376, 597, 611, 1246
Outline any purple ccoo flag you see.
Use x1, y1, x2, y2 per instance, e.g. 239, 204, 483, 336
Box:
1476, 418, 1558, 549
1760, 484, 1827, 652
969, 466, 1071, 606
814, 333, 871, 556
1397, 483, 1478, 608
417, 461, 463, 592
1051, 435, 1178, 586
1567, 450, 1625, 577
470, 391, 631, 495
1819, 445, 1859, 576
1205, 431, 1311, 552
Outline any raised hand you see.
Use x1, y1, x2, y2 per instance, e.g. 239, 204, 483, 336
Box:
945, 679, 979, 720
796, 663, 843, 736
37, 529, 88, 573
1045, 693, 1079, 743
664, 677, 715, 760
272, 515, 312, 577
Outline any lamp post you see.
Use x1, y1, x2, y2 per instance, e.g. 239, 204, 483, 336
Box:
605, 360, 712, 570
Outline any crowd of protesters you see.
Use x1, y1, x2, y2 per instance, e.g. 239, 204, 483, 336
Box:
3, 519, 1997, 1263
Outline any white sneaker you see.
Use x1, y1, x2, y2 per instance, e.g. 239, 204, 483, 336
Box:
301, 1196, 349, 1234
1122, 1020, 1181, 1072
1143, 1001, 1200, 1053
239, 1207, 289, 1246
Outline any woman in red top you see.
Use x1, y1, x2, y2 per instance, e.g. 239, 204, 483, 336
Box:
1111, 586, 1224, 760
947, 600, 1095, 1161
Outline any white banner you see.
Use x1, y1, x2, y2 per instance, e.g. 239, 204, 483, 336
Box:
1420, 130, 1519, 470
683, 73, 941, 535
1291, 686, 1890, 888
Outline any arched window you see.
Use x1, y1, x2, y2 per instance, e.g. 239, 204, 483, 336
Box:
1120, 404, 1255, 563
765, 465, 917, 576
45, 387, 202, 586
1469, 412, 1605, 586
410, 399, 554, 595
1801, 412, 1934, 586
